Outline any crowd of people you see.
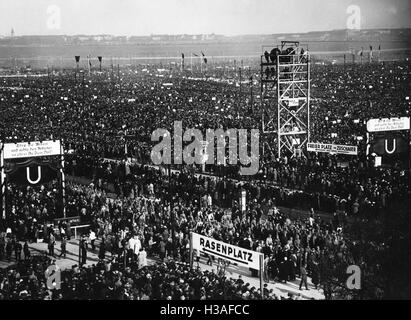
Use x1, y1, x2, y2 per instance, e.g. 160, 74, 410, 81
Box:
0, 161, 356, 300
1, 60, 409, 215
1, 254, 294, 300
0, 57, 410, 300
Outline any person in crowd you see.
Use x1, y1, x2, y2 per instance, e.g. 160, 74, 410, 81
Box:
80, 237, 88, 266
23, 241, 30, 260
89, 230, 97, 251
138, 247, 147, 269
48, 232, 55, 257
98, 237, 106, 261
14, 241, 22, 262
5, 240, 12, 262
299, 264, 309, 291
59, 236, 67, 258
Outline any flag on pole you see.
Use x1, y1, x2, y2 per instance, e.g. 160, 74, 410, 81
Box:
192, 53, 199, 57
201, 51, 207, 64
98, 56, 102, 71
75, 56, 80, 63
87, 55, 91, 76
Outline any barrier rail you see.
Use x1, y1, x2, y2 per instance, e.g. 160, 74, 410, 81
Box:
53, 224, 90, 239
70, 224, 91, 239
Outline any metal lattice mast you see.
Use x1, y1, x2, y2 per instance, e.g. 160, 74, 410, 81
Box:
260, 41, 310, 159
260, 46, 278, 158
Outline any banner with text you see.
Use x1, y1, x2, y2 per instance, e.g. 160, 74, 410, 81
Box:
307, 142, 358, 155
4, 140, 61, 159
191, 232, 262, 269
367, 117, 410, 132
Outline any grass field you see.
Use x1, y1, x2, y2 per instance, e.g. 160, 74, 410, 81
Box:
1, 38, 411, 69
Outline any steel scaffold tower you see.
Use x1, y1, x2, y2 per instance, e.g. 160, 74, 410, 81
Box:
260, 41, 310, 158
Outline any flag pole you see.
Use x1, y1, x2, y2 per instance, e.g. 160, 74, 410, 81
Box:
369, 46, 372, 63
360, 47, 363, 65
60, 142, 66, 218
87, 55, 91, 76
1, 144, 5, 220
189, 232, 193, 269
260, 254, 264, 300
118, 64, 121, 91
378, 45, 381, 63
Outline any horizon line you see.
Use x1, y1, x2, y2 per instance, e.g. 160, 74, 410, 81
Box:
2, 27, 411, 38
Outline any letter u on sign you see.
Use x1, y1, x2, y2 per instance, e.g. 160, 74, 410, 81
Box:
26, 166, 42, 184
384, 139, 396, 154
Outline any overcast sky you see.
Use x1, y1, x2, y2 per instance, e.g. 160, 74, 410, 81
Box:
0, 0, 410, 36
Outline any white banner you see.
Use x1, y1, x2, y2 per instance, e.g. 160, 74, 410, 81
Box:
367, 117, 410, 132
287, 98, 299, 107
191, 232, 262, 269
307, 142, 358, 155
240, 190, 246, 212
4, 140, 61, 159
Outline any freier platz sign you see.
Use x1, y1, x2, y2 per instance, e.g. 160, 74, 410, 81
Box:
3, 140, 61, 159
191, 232, 263, 269
307, 142, 358, 155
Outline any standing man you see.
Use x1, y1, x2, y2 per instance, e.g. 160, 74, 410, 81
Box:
15, 241, 22, 262
263, 255, 270, 283
299, 264, 309, 290
0, 233, 5, 260
6, 239, 13, 262
59, 236, 67, 258
23, 241, 30, 260
89, 229, 97, 251
98, 237, 106, 261
138, 247, 147, 269
48, 232, 56, 257
66, 221, 72, 240
80, 236, 88, 266
128, 235, 141, 258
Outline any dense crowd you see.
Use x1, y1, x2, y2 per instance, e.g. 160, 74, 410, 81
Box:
0, 58, 410, 300
1, 254, 292, 300
1, 161, 354, 300
1, 60, 409, 215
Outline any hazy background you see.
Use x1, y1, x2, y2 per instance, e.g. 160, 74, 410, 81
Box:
1, 0, 411, 36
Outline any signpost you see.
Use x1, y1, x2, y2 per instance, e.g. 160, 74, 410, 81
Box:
287, 98, 300, 107
307, 142, 358, 155
366, 117, 410, 170
1, 140, 66, 219
366, 117, 410, 133
4, 140, 61, 159
190, 232, 265, 299
240, 189, 246, 212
